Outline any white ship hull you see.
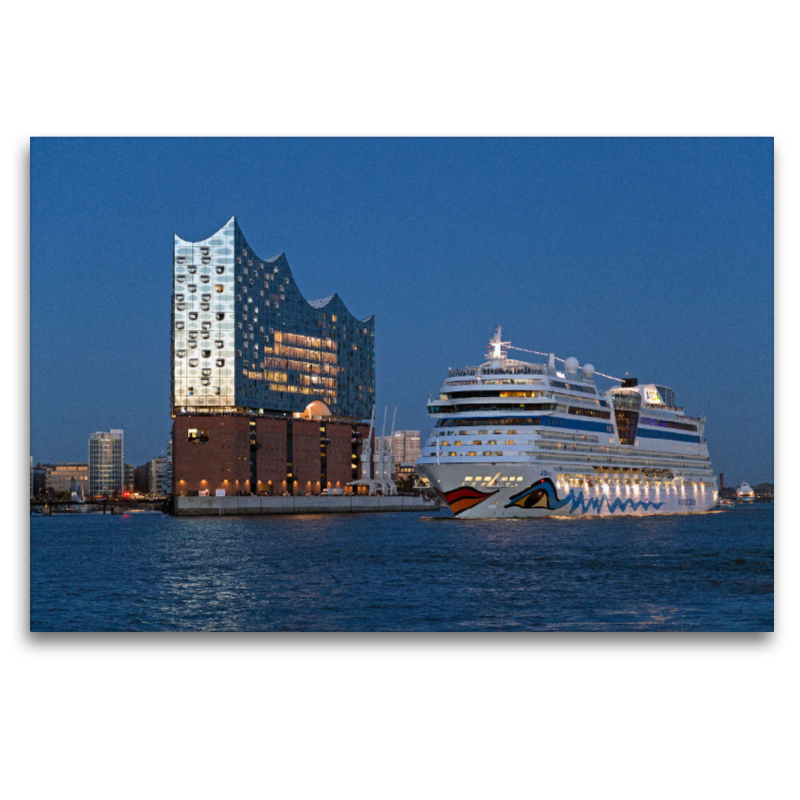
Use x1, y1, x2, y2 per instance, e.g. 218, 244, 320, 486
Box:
417, 327, 718, 521
418, 462, 718, 519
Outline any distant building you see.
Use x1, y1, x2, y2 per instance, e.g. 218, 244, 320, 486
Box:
46, 463, 88, 496
134, 456, 169, 496
88, 430, 125, 496
391, 430, 421, 469
124, 464, 134, 492
376, 430, 422, 481
163, 438, 172, 496
31, 462, 50, 498
171, 217, 375, 496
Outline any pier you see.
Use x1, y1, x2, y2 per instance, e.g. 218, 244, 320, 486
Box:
172, 494, 439, 517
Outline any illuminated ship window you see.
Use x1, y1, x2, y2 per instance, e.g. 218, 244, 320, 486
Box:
215, 284, 224, 293
216, 266, 224, 274
216, 313, 225, 321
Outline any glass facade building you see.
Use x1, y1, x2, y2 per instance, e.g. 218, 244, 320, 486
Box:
172, 217, 375, 419
88, 429, 125, 497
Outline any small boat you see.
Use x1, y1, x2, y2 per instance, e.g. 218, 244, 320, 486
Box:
736, 482, 756, 503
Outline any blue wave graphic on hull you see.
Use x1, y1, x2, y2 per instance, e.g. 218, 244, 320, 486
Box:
506, 478, 665, 514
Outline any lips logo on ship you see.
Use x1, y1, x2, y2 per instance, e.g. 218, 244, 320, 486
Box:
436, 486, 498, 516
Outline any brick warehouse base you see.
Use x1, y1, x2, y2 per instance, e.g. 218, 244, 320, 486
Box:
172, 415, 371, 496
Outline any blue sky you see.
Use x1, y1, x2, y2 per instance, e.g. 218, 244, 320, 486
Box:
30, 137, 773, 482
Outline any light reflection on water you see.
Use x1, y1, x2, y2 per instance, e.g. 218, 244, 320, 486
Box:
30, 507, 773, 632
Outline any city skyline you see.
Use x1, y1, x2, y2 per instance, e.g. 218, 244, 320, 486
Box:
30, 137, 773, 482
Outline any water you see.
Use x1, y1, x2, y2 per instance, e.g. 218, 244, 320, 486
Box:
29, 506, 773, 631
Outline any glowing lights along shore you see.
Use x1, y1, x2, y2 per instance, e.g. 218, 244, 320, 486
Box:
416, 327, 718, 518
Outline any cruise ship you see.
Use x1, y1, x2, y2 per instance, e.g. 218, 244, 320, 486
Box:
416, 328, 718, 519
736, 482, 756, 503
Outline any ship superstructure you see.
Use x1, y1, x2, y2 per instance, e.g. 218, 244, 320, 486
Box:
416, 327, 718, 518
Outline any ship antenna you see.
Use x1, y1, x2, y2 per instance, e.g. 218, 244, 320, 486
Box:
488, 325, 511, 360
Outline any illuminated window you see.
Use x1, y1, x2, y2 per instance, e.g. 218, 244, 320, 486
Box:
215, 284, 224, 293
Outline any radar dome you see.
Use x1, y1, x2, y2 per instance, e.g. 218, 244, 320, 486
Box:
564, 356, 579, 373
582, 363, 595, 378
